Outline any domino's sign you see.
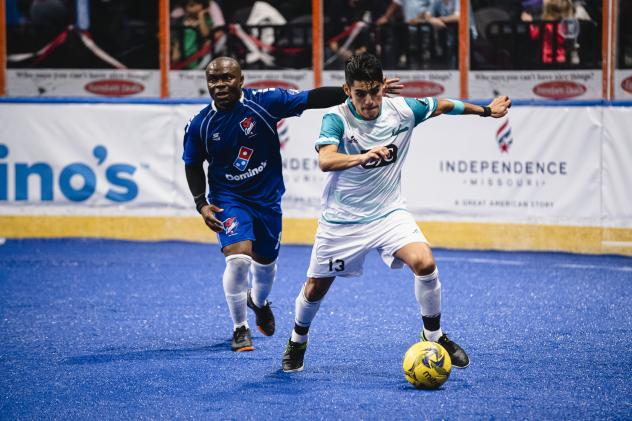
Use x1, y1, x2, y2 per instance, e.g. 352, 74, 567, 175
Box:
0, 143, 138, 203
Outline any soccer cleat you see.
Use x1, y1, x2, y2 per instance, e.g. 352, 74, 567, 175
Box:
246, 289, 275, 336
422, 331, 469, 369
282, 340, 307, 372
231, 326, 254, 352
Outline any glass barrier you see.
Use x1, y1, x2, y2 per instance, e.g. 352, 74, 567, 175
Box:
323, 22, 459, 71
620, 0, 632, 69
1, 0, 626, 99
5, 0, 159, 97
167, 0, 314, 97
6, 1, 158, 69
469, 0, 604, 100
616, 0, 632, 98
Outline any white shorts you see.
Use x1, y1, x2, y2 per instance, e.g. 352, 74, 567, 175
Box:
306, 210, 429, 278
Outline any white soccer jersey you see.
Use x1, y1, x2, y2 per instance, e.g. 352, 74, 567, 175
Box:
315, 96, 437, 224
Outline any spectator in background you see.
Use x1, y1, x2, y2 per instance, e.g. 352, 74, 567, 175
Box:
172, 0, 226, 27
427, 0, 459, 30
172, 0, 225, 69
324, 0, 373, 67
521, 0, 543, 22
324, 0, 404, 69
389, 0, 431, 25
427, 0, 462, 68
528, 0, 575, 65
521, 0, 592, 22
29, 0, 70, 41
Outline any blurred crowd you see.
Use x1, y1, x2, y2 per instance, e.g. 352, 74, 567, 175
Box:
5, 0, 630, 71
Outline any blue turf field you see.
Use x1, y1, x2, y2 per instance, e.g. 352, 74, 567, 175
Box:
1, 239, 631, 419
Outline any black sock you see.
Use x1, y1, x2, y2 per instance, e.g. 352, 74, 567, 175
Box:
294, 323, 309, 336
422, 314, 441, 332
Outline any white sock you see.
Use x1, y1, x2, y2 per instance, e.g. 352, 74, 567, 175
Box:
250, 259, 276, 308
415, 268, 443, 340
291, 286, 322, 343
223, 254, 252, 330
291, 331, 309, 343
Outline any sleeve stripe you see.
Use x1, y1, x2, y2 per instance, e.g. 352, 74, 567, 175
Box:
315, 138, 340, 145
245, 98, 279, 120
424, 97, 437, 120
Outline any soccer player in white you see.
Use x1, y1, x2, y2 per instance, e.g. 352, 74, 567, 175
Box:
282, 53, 511, 372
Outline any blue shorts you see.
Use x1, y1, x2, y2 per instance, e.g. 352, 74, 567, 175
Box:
214, 200, 282, 261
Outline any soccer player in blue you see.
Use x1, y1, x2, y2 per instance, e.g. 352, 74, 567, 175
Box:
182, 57, 403, 352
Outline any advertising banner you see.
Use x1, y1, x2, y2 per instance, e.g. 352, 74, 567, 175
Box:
469, 70, 601, 100
0, 103, 190, 215
602, 107, 632, 228
169, 70, 314, 98
399, 107, 602, 225
0, 102, 628, 231
6, 69, 161, 97
614, 70, 632, 100
322, 70, 460, 98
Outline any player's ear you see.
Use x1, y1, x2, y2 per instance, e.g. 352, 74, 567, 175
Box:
343, 83, 351, 97
239, 75, 244, 88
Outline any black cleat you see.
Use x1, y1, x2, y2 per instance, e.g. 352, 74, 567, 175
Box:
231, 326, 254, 352
422, 331, 470, 368
282, 340, 307, 372
247, 289, 275, 336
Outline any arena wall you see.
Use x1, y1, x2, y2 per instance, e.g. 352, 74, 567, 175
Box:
1, 101, 631, 256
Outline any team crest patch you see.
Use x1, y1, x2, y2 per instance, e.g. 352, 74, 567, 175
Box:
222, 217, 239, 236
240, 116, 256, 136
233, 146, 254, 171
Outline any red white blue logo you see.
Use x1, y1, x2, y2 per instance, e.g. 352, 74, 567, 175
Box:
240, 116, 256, 137
233, 146, 254, 171
496, 119, 513, 153
222, 217, 239, 236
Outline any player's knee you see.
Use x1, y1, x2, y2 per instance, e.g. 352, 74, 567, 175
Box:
225, 254, 252, 278
410, 259, 436, 277
303, 278, 332, 301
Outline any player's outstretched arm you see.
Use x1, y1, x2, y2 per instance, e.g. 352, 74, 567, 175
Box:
305, 78, 403, 109
184, 163, 224, 232
431, 96, 511, 118
318, 144, 391, 172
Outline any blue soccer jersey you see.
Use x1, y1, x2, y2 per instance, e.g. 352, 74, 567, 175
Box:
182, 88, 309, 208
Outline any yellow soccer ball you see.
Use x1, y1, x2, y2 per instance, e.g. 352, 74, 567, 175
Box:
402, 341, 452, 389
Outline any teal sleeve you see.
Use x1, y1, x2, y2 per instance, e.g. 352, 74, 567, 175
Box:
404, 97, 438, 126
315, 113, 344, 149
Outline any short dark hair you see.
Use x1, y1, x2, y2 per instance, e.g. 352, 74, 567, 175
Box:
344, 53, 384, 87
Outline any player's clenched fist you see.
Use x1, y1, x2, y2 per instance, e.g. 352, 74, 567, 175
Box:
360, 145, 391, 166
201, 204, 224, 232
488, 96, 511, 118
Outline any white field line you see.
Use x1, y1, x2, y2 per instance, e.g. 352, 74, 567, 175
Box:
435, 257, 525, 266
554, 264, 632, 272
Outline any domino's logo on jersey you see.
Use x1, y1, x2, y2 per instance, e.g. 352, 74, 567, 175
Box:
240, 116, 256, 137
222, 217, 239, 236
233, 146, 254, 171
